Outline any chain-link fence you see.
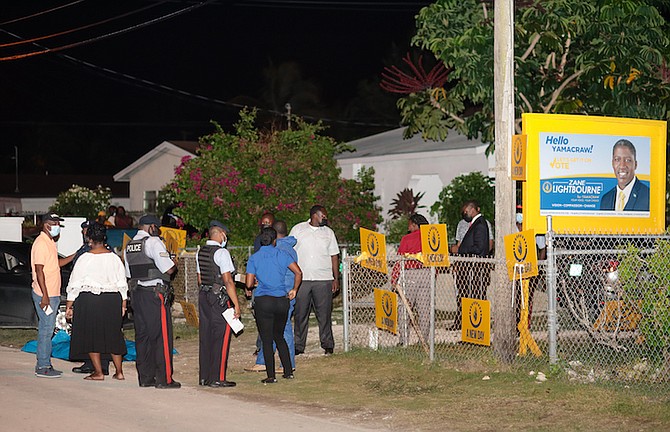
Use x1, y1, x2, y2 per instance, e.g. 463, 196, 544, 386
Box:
343, 232, 670, 389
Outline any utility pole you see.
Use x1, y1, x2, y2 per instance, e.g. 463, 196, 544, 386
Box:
493, 0, 516, 362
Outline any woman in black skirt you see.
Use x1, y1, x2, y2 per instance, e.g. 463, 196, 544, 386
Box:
65, 223, 128, 380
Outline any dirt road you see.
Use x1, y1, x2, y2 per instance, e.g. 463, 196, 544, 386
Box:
0, 346, 378, 432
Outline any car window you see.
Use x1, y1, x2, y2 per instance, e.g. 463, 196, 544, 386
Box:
0, 251, 25, 273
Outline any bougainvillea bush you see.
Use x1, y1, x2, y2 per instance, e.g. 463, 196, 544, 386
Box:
171, 110, 382, 245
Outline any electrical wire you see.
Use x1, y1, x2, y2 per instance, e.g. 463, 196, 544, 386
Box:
0, 1, 168, 48
0, 0, 86, 26
0, 0, 216, 61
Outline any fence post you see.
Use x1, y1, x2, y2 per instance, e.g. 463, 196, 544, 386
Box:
545, 216, 558, 364
430, 266, 436, 362
342, 248, 349, 353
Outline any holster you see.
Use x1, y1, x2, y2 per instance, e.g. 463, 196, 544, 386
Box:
200, 283, 230, 308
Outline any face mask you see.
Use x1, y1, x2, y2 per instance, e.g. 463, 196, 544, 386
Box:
319, 218, 329, 227
49, 225, 61, 237
220, 239, 227, 248
148, 225, 160, 237
463, 213, 473, 223
516, 213, 523, 224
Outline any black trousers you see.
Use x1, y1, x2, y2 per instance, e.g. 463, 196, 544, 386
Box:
254, 295, 291, 378
294, 280, 334, 352
132, 288, 175, 386
199, 290, 233, 383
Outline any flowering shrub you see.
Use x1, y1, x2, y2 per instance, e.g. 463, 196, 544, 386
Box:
171, 109, 382, 244
49, 184, 111, 220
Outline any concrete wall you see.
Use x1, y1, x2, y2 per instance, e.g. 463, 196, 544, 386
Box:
127, 151, 183, 212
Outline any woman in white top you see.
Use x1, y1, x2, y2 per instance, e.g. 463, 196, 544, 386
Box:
65, 223, 128, 381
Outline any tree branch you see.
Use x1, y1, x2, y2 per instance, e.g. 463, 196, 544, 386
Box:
558, 33, 572, 77
520, 33, 541, 61
429, 93, 465, 124
519, 92, 533, 113
542, 70, 583, 113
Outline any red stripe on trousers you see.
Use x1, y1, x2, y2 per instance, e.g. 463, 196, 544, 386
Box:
158, 293, 172, 384
219, 322, 232, 381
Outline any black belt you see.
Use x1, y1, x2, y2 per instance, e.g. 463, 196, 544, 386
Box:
200, 284, 223, 294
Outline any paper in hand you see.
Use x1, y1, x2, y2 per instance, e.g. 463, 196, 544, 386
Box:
222, 307, 244, 334
43, 305, 54, 316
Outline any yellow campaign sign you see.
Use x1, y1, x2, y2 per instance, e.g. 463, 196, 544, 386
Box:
521, 113, 666, 234
374, 288, 397, 334
359, 228, 387, 274
179, 300, 199, 328
504, 229, 539, 280
512, 134, 527, 180
517, 279, 542, 357
160, 227, 187, 255
121, 233, 133, 262
420, 224, 450, 267
461, 298, 490, 346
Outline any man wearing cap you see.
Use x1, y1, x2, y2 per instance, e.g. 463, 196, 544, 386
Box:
124, 214, 179, 389
196, 220, 241, 387
71, 220, 112, 376
31, 213, 75, 378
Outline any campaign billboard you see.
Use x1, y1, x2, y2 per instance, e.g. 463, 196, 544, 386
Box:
522, 114, 666, 234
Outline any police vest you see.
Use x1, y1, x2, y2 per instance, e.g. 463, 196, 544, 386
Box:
198, 245, 222, 286
125, 237, 170, 283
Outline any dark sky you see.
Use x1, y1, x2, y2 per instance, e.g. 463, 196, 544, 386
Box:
0, 0, 429, 176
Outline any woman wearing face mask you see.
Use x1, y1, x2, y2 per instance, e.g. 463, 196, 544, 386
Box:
66, 223, 128, 380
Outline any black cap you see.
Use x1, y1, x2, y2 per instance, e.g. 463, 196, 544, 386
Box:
43, 213, 64, 223
80, 220, 94, 229
138, 214, 161, 226
209, 220, 229, 233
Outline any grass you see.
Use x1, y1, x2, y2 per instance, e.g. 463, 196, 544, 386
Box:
4, 320, 670, 431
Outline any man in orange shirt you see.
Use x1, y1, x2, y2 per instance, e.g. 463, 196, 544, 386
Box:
31, 213, 74, 378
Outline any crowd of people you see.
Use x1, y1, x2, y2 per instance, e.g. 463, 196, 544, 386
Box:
29, 204, 341, 389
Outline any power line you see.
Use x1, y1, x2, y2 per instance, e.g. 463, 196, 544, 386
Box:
0, 0, 86, 26
0, 1, 168, 48
0, 0, 216, 61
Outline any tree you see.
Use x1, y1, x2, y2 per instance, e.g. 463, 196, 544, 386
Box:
430, 172, 494, 241
170, 109, 382, 245
386, 0, 670, 153
49, 184, 111, 220
388, 188, 425, 219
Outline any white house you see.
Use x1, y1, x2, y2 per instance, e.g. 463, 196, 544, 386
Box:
336, 128, 493, 225
113, 141, 198, 213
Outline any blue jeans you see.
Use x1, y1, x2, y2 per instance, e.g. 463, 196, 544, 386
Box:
256, 298, 295, 369
32, 291, 60, 370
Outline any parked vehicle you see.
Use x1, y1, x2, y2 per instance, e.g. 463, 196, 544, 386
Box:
0, 241, 71, 328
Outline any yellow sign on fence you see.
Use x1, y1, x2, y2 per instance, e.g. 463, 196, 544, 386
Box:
360, 228, 387, 274
160, 227, 187, 255
512, 134, 527, 181
461, 298, 490, 346
420, 224, 450, 267
503, 229, 539, 280
374, 288, 398, 335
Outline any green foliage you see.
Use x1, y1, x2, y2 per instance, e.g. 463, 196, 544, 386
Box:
49, 184, 111, 220
171, 109, 382, 245
383, 214, 409, 244
618, 241, 670, 357
430, 172, 494, 241
388, 188, 425, 219
404, 0, 670, 155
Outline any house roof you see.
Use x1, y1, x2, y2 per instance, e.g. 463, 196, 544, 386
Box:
113, 140, 199, 182
335, 127, 486, 160
0, 174, 129, 198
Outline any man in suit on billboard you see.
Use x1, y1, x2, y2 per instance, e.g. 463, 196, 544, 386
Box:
600, 139, 650, 211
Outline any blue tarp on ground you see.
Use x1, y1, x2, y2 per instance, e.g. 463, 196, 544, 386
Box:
21, 330, 178, 362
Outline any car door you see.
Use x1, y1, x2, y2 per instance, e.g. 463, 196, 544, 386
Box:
0, 243, 37, 327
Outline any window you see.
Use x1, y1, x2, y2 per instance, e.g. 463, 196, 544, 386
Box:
143, 190, 157, 213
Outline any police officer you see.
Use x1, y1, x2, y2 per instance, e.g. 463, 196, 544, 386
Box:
124, 214, 179, 389
196, 220, 241, 387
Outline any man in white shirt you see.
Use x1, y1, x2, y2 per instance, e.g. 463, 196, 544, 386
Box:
289, 205, 339, 355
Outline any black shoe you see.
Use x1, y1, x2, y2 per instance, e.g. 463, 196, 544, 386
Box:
324, 348, 333, 355
155, 380, 181, 389
261, 377, 277, 384
295, 349, 304, 356
209, 380, 236, 388
72, 365, 94, 374
282, 374, 295, 379
139, 379, 156, 388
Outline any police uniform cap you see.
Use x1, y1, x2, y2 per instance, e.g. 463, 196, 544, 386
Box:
80, 220, 94, 229
209, 220, 229, 233
138, 214, 161, 226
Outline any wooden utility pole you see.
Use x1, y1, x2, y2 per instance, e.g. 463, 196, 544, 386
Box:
493, 0, 516, 362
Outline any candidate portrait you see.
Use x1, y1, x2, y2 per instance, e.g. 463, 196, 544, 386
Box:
599, 139, 650, 211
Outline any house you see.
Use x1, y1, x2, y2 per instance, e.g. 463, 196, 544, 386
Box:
0, 174, 129, 216
113, 140, 198, 213
335, 128, 493, 225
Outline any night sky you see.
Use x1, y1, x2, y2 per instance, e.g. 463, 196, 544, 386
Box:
0, 0, 429, 176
